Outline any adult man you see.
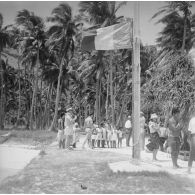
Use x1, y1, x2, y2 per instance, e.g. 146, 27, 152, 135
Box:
140, 112, 146, 150
64, 108, 77, 150
167, 108, 182, 169
82, 113, 93, 149
187, 114, 195, 173
125, 115, 132, 147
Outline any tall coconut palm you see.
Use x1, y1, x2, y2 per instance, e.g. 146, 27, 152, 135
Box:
79, 1, 126, 125
0, 13, 12, 129
152, 1, 195, 54
47, 3, 77, 131
16, 9, 45, 130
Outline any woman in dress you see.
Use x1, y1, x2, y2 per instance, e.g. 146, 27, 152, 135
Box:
146, 113, 160, 161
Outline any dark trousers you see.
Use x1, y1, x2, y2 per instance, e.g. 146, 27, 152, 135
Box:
59, 139, 65, 149
92, 139, 95, 148
118, 138, 122, 148
101, 140, 105, 148
126, 128, 132, 146
97, 140, 101, 148
113, 140, 116, 148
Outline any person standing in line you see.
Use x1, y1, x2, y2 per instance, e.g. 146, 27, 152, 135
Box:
112, 126, 118, 148
82, 113, 93, 149
117, 127, 123, 148
187, 113, 195, 173
91, 124, 98, 149
64, 108, 77, 150
167, 108, 182, 169
140, 112, 146, 150
57, 113, 65, 149
106, 123, 112, 148
96, 126, 102, 148
125, 115, 132, 147
146, 113, 160, 161
101, 123, 107, 148
72, 122, 80, 148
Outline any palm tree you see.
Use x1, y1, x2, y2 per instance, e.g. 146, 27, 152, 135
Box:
47, 3, 77, 131
0, 13, 12, 129
152, 1, 195, 54
79, 1, 126, 125
16, 9, 45, 130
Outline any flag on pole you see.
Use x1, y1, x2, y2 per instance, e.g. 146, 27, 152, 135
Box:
81, 21, 133, 52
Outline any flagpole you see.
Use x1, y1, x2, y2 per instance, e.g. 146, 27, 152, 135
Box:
132, 1, 141, 159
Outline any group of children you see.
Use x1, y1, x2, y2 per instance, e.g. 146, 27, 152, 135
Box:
90, 123, 124, 149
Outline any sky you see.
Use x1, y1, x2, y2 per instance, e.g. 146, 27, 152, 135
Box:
0, 1, 195, 45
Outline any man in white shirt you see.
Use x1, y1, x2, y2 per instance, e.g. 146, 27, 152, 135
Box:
125, 115, 132, 147
188, 115, 195, 173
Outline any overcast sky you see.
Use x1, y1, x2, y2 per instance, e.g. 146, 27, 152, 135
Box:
0, 1, 195, 45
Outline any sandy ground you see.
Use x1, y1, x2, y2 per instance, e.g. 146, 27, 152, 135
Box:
0, 145, 40, 183
1, 134, 195, 186
71, 136, 195, 182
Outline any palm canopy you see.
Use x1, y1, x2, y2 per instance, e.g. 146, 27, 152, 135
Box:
152, 1, 195, 53
0, 13, 12, 52
15, 9, 46, 67
47, 3, 77, 60
79, 1, 126, 27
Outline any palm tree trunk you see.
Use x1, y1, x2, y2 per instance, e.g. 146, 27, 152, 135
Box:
49, 57, 64, 131
95, 80, 99, 124
0, 52, 4, 129
29, 49, 39, 130
181, 16, 187, 54
16, 57, 21, 125
110, 53, 114, 127
99, 80, 101, 123
105, 73, 109, 120
116, 90, 127, 127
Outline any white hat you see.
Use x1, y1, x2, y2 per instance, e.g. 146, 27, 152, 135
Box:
66, 107, 73, 112
150, 113, 158, 119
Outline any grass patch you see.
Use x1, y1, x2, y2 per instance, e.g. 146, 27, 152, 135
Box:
0, 129, 56, 147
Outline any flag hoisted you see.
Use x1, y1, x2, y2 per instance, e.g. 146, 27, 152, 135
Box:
81, 21, 133, 52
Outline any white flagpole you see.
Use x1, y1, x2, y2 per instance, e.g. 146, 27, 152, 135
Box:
132, 1, 141, 159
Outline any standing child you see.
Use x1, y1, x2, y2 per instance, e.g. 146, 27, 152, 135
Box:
72, 122, 80, 148
96, 126, 102, 148
91, 125, 98, 148
118, 128, 123, 148
107, 123, 112, 148
102, 123, 107, 148
112, 126, 118, 148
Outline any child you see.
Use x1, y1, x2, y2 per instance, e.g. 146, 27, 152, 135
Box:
117, 128, 123, 148
112, 126, 118, 148
57, 113, 65, 149
91, 125, 98, 148
72, 122, 80, 148
107, 123, 112, 148
96, 126, 102, 148
101, 123, 107, 148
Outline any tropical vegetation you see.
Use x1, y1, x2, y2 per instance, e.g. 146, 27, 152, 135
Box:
0, 1, 195, 133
